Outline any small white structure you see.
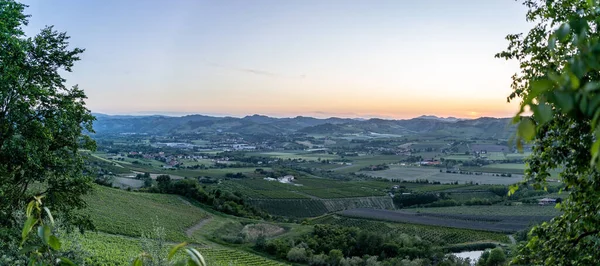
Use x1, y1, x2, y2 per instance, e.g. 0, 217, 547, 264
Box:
538, 198, 557, 205
278, 175, 295, 183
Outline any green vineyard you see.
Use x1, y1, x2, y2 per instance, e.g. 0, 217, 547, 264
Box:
247, 199, 329, 217
69, 232, 287, 266
310, 215, 510, 245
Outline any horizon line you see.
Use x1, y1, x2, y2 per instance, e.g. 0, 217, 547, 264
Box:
92, 111, 512, 120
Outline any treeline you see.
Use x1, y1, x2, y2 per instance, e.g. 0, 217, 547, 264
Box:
392, 184, 564, 209
143, 175, 269, 219
360, 164, 390, 171
255, 224, 473, 265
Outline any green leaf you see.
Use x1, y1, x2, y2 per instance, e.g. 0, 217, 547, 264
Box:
508, 184, 519, 196
554, 91, 575, 113
58, 257, 77, 266
131, 257, 143, 266
26, 201, 35, 218
48, 235, 61, 250
169, 242, 188, 260
548, 36, 556, 51
21, 216, 37, 245
532, 103, 553, 124
518, 117, 536, 141
587, 0, 595, 7
37, 225, 51, 245
43, 207, 55, 225
186, 248, 206, 266
591, 139, 600, 166
528, 79, 554, 102
556, 23, 571, 41
568, 71, 580, 89
19, 245, 38, 255
593, 108, 600, 130
583, 82, 600, 92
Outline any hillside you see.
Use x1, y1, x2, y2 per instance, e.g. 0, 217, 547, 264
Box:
92, 113, 513, 138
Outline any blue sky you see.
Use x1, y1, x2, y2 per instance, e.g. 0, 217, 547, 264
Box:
23, 0, 530, 118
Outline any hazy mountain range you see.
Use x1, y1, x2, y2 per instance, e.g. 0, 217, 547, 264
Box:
92, 113, 514, 139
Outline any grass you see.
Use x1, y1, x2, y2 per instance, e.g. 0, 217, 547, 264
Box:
483, 163, 526, 170
83, 185, 208, 242
222, 177, 393, 200
333, 155, 405, 173
443, 155, 474, 161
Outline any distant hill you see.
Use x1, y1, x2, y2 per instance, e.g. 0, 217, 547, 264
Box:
92, 113, 513, 138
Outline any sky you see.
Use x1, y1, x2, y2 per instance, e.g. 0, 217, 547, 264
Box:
22, 0, 530, 119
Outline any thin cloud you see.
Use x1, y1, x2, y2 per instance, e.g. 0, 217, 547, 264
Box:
205, 61, 305, 79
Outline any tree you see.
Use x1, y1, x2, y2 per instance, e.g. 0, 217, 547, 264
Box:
485, 247, 506, 266
497, 0, 600, 264
286, 247, 308, 262
156, 175, 171, 192
0, 0, 95, 229
328, 249, 343, 265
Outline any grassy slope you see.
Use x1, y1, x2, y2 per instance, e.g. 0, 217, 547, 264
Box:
66, 232, 287, 266
80, 185, 290, 265
83, 185, 208, 242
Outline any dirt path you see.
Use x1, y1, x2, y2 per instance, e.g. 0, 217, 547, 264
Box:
186, 217, 213, 238
178, 197, 213, 238
508, 234, 516, 245
178, 196, 193, 206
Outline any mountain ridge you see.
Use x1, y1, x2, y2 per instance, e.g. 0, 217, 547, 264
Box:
92, 113, 514, 138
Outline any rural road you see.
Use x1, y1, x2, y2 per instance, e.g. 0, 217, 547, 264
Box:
186, 217, 213, 238
508, 235, 516, 245
178, 197, 213, 238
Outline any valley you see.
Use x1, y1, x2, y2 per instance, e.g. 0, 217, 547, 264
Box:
76, 114, 561, 265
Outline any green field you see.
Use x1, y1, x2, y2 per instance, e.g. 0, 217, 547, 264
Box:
224, 177, 397, 199
442, 155, 474, 161
483, 163, 526, 170
362, 166, 523, 185
251, 151, 338, 161
332, 155, 405, 173
406, 205, 561, 216
67, 232, 287, 266
84, 186, 208, 242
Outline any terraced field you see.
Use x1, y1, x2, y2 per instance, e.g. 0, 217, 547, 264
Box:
247, 199, 329, 217
340, 208, 554, 233
247, 196, 395, 217
310, 215, 509, 245
228, 177, 392, 199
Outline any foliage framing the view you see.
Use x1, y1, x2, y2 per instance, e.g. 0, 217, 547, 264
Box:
498, 0, 600, 264
0, 0, 95, 228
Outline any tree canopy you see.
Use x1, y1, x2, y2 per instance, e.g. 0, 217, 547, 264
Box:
497, 0, 600, 264
0, 0, 95, 228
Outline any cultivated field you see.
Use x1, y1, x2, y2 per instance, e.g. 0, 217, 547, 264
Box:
339, 208, 553, 233
362, 166, 523, 184
69, 232, 287, 266
84, 185, 208, 242
311, 215, 510, 245
405, 205, 561, 216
